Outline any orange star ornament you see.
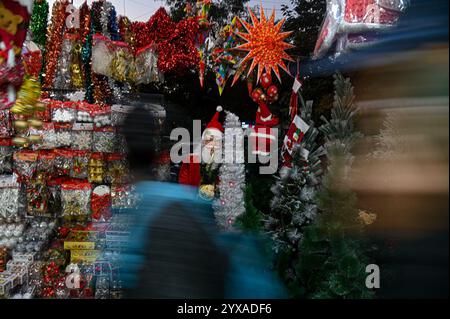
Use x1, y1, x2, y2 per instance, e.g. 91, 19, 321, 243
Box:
233, 5, 295, 84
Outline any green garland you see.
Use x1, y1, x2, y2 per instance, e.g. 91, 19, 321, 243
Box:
30, 0, 49, 48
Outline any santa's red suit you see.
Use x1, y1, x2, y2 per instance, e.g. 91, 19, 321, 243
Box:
178, 106, 224, 186
178, 154, 201, 186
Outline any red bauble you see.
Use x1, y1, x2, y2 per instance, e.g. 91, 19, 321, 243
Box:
260, 72, 272, 89
267, 85, 279, 103
251, 88, 264, 103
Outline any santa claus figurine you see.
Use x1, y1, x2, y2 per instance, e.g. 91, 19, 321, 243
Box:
249, 100, 279, 157
178, 106, 224, 186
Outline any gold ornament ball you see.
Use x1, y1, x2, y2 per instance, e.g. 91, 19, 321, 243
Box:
28, 119, 44, 129
199, 184, 215, 201
12, 137, 29, 147
29, 135, 43, 144
14, 120, 29, 131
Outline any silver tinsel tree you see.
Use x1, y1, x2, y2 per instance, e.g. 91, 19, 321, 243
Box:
213, 112, 245, 230
267, 101, 325, 253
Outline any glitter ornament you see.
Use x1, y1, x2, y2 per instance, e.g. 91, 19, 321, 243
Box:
51, 102, 76, 123
13, 150, 38, 183
105, 153, 129, 185
26, 174, 50, 217
29, 122, 56, 150
0, 175, 21, 220
53, 149, 73, 177
61, 180, 92, 218
71, 124, 93, 151
234, 6, 295, 83
70, 151, 90, 180
88, 153, 105, 184
93, 126, 115, 153
54, 124, 73, 148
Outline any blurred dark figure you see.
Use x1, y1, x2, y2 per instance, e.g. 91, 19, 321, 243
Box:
118, 107, 287, 299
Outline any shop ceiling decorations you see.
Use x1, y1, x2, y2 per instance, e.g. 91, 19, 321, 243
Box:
234, 6, 295, 84
212, 17, 240, 96
194, 0, 212, 88
314, 0, 408, 58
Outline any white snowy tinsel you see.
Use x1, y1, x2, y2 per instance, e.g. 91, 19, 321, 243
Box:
213, 112, 246, 231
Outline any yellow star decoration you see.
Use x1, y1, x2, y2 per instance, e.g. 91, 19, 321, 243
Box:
235, 6, 295, 83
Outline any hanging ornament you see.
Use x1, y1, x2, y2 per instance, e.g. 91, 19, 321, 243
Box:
234, 6, 295, 84
195, 0, 212, 87
212, 16, 240, 95
251, 88, 264, 103
267, 85, 279, 103
260, 72, 272, 89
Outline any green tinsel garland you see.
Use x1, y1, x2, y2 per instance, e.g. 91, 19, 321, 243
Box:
30, 0, 49, 48
82, 22, 94, 103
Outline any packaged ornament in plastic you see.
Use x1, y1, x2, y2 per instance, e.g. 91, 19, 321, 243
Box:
135, 45, 162, 85
93, 107, 112, 128
13, 151, 38, 183
105, 153, 129, 185
111, 185, 138, 210
111, 104, 134, 127
0, 175, 21, 220
70, 150, 90, 180
0, 110, 12, 138
0, 139, 13, 174
26, 174, 50, 218
53, 149, 73, 177
37, 150, 56, 177
71, 123, 93, 151
313, 0, 408, 58
34, 99, 51, 122
51, 101, 76, 123
13, 220, 56, 255
93, 126, 116, 153
91, 185, 111, 222
76, 102, 96, 123
47, 177, 66, 217
54, 123, 73, 148
61, 180, 92, 217
114, 133, 128, 154
110, 42, 134, 83
92, 35, 114, 77
88, 153, 105, 184
29, 122, 57, 150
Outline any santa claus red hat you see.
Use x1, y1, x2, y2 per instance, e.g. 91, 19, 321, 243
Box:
256, 102, 279, 127
203, 106, 224, 138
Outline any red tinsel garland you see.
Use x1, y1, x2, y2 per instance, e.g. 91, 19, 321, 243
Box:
23, 50, 42, 78
126, 8, 200, 75
157, 17, 199, 75
42, 1, 68, 89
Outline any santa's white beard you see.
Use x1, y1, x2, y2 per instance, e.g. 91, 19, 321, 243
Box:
202, 145, 220, 164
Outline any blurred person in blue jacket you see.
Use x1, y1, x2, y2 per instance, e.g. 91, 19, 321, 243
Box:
118, 107, 287, 299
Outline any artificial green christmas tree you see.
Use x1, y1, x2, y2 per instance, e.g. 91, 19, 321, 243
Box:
265, 99, 325, 296
298, 73, 374, 299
